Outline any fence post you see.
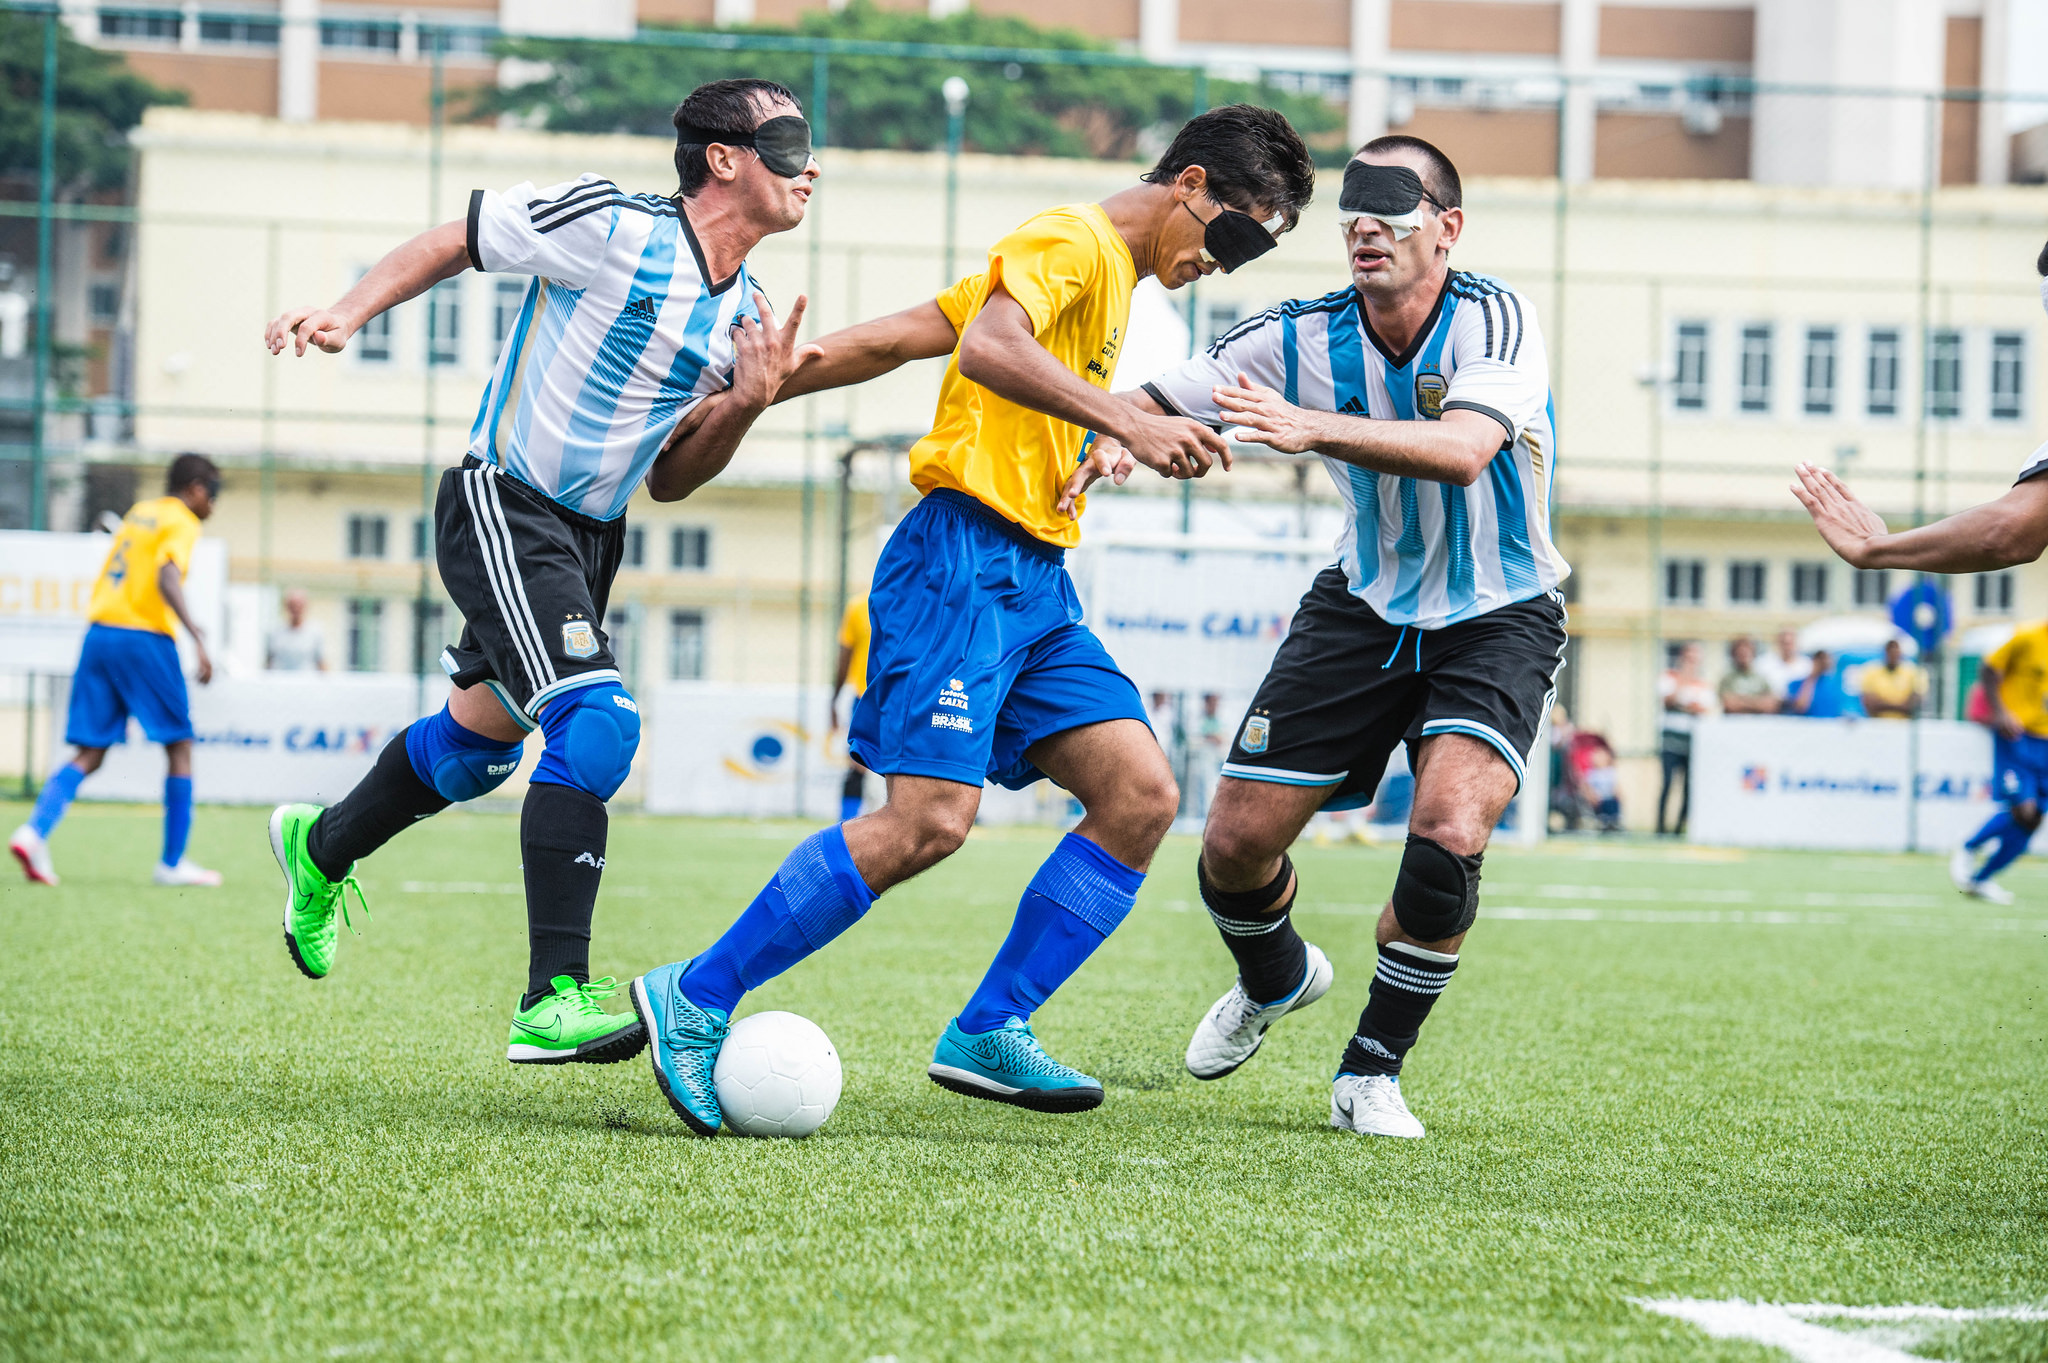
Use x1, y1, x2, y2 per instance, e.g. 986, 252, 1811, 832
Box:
30, 8, 57, 531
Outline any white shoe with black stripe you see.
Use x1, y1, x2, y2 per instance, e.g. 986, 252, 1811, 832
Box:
1330, 1072, 1426, 1139
1184, 943, 1334, 1080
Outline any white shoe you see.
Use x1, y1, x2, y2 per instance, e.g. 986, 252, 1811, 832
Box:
1330, 1072, 1426, 1139
1961, 876, 2015, 906
8, 825, 58, 886
1185, 943, 1334, 1080
154, 859, 223, 887
1950, 843, 1980, 893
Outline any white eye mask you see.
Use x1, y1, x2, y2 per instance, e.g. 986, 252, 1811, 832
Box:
1337, 207, 1430, 241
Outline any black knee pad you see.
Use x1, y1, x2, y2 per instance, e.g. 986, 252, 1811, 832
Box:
1391, 835, 1481, 941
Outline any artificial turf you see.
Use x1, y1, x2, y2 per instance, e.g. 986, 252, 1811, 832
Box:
1, 800, 2043, 1362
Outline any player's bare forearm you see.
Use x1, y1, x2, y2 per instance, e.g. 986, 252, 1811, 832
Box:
957, 301, 1134, 440
646, 393, 766, 501
1794, 464, 2048, 572
156, 562, 204, 643
267, 221, 469, 355
774, 300, 959, 403
1305, 410, 1500, 485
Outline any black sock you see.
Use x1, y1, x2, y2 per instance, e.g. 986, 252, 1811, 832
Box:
1198, 854, 1309, 1004
520, 781, 607, 1007
1339, 942, 1460, 1077
306, 728, 450, 881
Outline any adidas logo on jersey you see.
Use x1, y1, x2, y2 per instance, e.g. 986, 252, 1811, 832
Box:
1338, 395, 1366, 415
626, 295, 659, 320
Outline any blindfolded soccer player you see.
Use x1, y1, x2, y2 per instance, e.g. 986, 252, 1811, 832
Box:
629, 105, 1316, 1135
259, 79, 820, 1066
1074, 137, 1570, 1139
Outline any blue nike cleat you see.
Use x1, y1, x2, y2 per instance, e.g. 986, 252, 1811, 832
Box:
927, 1016, 1105, 1114
630, 961, 729, 1137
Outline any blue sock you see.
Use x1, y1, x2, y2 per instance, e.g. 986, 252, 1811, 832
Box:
1966, 811, 2015, 851
957, 832, 1145, 1035
162, 775, 193, 867
680, 825, 875, 1015
839, 794, 862, 823
1977, 817, 2034, 881
29, 763, 86, 838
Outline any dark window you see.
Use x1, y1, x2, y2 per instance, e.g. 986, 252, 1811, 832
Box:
1672, 322, 1709, 410
670, 526, 710, 571
89, 282, 120, 325
1975, 571, 2015, 615
669, 610, 706, 680
413, 515, 431, 561
1866, 328, 1900, 417
1727, 560, 1766, 605
1663, 558, 1705, 606
1739, 323, 1773, 413
1991, 332, 2024, 421
1802, 326, 1836, 415
346, 514, 388, 560
100, 10, 181, 41
321, 20, 401, 50
356, 271, 392, 364
427, 280, 461, 368
1791, 562, 1830, 606
419, 23, 496, 55
1927, 328, 1962, 420
623, 525, 645, 569
347, 599, 384, 672
1852, 568, 1890, 607
199, 15, 280, 44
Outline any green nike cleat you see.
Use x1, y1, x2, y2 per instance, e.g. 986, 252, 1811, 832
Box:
507, 976, 648, 1065
268, 802, 368, 980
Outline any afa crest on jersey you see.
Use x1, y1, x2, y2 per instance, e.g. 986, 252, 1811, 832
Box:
1415, 371, 1448, 420
561, 619, 599, 659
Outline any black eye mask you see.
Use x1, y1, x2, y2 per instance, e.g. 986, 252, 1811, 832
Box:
676, 114, 814, 179
1185, 201, 1281, 273
1338, 162, 1440, 219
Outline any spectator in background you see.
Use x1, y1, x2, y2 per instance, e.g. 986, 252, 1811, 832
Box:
1192, 692, 1228, 818
1756, 628, 1808, 696
1582, 746, 1622, 833
266, 589, 327, 672
1860, 638, 1926, 719
1717, 636, 1779, 715
1785, 649, 1851, 718
1657, 641, 1715, 836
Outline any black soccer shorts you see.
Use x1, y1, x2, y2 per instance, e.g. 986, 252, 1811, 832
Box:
1223, 566, 1568, 806
435, 457, 626, 725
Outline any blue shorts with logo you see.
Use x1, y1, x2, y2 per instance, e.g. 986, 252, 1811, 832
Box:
1993, 731, 2048, 806
66, 623, 192, 747
849, 490, 1147, 790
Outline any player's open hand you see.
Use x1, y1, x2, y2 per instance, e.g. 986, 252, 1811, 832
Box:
1121, 412, 1231, 481
729, 292, 825, 412
1215, 373, 1326, 455
1056, 436, 1137, 519
266, 306, 353, 356
1791, 462, 1889, 567
193, 642, 213, 686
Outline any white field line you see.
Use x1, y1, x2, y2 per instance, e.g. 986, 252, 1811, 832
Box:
1633, 1299, 2048, 1363
1293, 903, 2048, 932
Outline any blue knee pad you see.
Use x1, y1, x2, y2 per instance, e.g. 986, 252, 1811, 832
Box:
404, 705, 525, 804
532, 683, 641, 800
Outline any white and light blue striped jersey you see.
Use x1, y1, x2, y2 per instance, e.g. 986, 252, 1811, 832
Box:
1145, 271, 1569, 629
463, 174, 762, 521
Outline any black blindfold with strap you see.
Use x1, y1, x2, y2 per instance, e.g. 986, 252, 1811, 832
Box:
1337, 162, 1442, 218
675, 114, 814, 178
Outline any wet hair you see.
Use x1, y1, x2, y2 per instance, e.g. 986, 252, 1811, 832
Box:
673, 78, 801, 198
1355, 134, 1462, 212
1140, 104, 1316, 231
167, 452, 219, 495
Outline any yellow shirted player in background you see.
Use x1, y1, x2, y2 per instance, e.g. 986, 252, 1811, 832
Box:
1951, 620, 2048, 905
632, 106, 1315, 1134
829, 592, 872, 823
10, 454, 223, 888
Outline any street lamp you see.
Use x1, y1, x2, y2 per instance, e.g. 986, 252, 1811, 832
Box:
942, 76, 970, 282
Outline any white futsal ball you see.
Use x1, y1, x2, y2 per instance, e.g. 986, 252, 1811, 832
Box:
712, 1011, 843, 1138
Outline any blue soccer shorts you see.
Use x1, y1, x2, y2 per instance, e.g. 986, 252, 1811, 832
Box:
65, 622, 193, 747
1993, 731, 2048, 806
849, 490, 1147, 790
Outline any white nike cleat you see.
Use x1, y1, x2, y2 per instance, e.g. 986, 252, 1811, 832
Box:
1330, 1072, 1426, 1139
154, 859, 223, 887
1185, 943, 1334, 1080
1961, 876, 2015, 906
1950, 843, 1981, 893
9, 825, 58, 886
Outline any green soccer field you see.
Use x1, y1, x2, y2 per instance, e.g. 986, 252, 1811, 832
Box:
2, 800, 2044, 1362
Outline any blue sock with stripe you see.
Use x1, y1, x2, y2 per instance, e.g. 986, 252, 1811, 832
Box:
162, 775, 193, 867
1976, 814, 2033, 882
957, 833, 1144, 1035
680, 825, 875, 1015
29, 763, 86, 838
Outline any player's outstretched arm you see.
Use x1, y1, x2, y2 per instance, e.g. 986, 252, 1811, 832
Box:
1214, 375, 1500, 484
1791, 461, 2048, 572
265, 220, 469, 357
772, 300, 960, 403
959, 284, 1230, 480
648, 292, 821, 502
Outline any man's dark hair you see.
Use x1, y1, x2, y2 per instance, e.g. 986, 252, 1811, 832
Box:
1356, 134, 1462, 211
1140, 105, 1316, 231
167, 452, 218, 495
672, 79, 800, 198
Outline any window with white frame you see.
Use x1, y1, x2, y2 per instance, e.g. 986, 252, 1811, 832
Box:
346, 513, 388, 560
1866, 327, 1900, 417
1663, 558, 1705, 606
1791, 561, 1830, 607
670, 526, 710, 571
1926, 328, 1962, 420
1852, 568, 1891, 608
1727, 560, 1766, 605
668, 610, 706, 680
1738, 323, 1773, 413
427, 279, 461, 368
1975, 571, 2015, 615
347, 598, 384, 671
100, 10, 180, 41
1991, 332, 2025, 422
1672, 322, 1709, 411
1802, 326, 1836, 415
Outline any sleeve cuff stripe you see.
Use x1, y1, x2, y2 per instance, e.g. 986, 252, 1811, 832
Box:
1141, 381, 1184, 418
1442, 400, 1513, 442
465, 189, 484, 272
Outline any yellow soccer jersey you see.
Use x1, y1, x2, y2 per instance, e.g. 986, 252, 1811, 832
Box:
915, 202, 1137, 548
838, 594, 871, 696
1986, 621, 2048, 737
88, 495, 200, 636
